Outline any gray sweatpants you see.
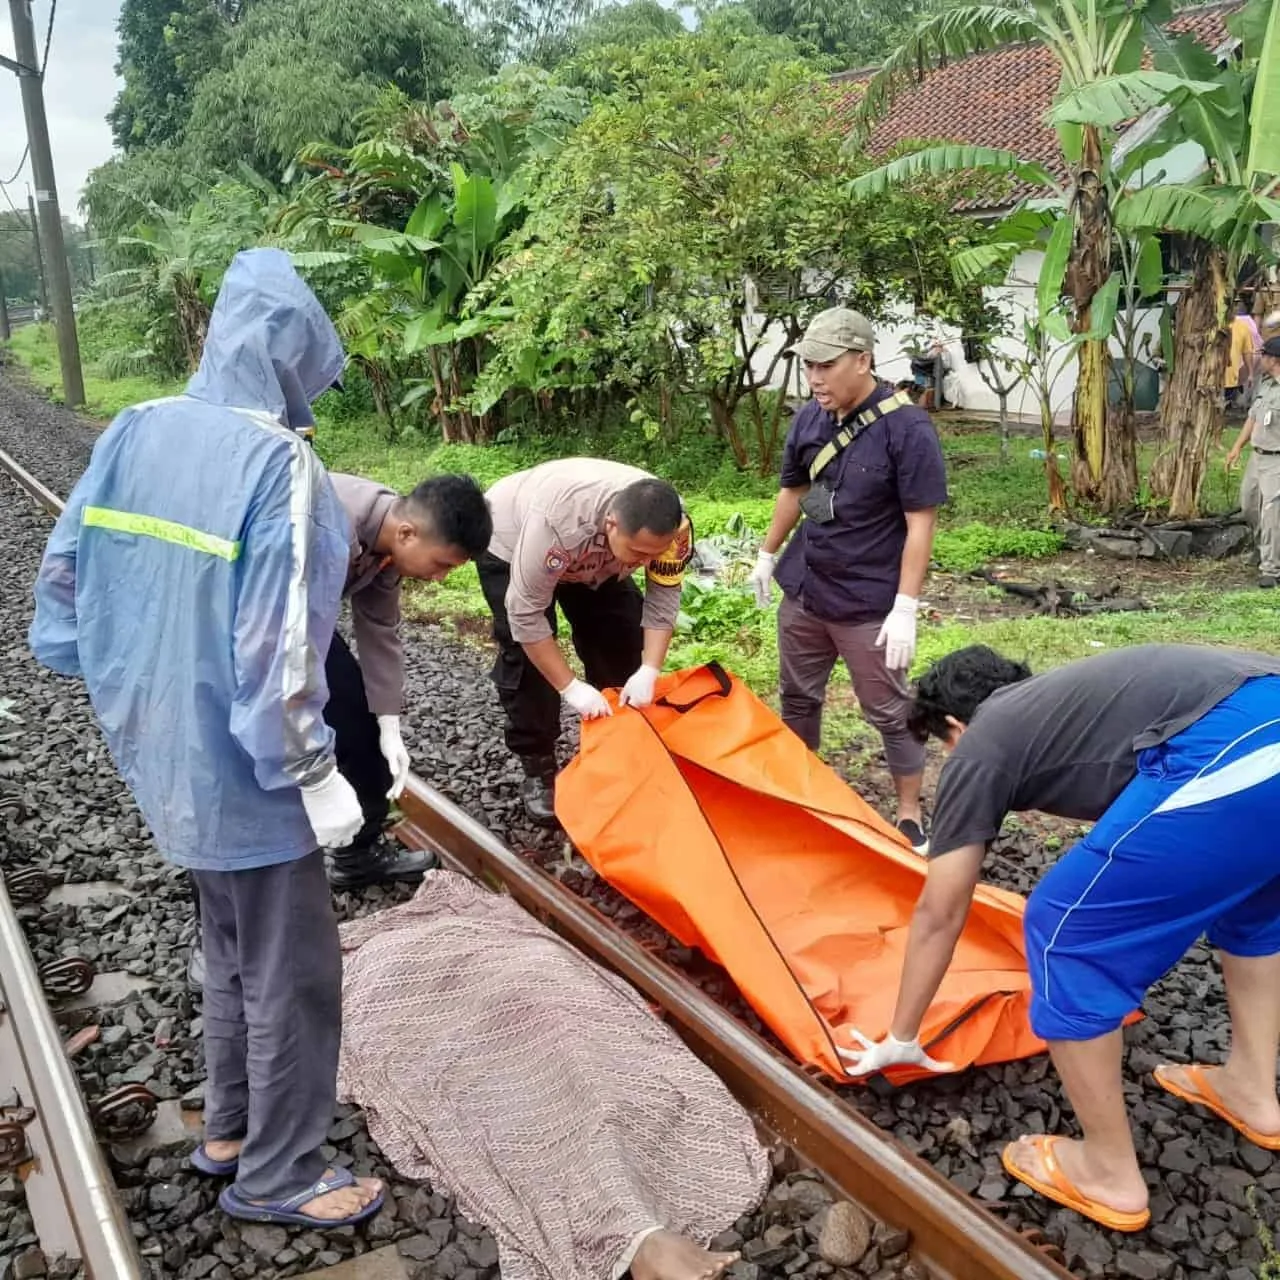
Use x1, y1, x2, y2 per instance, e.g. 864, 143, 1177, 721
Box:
1241, 453, 1280, 575
777, 593, 925, 776
193, 850, 342, 1200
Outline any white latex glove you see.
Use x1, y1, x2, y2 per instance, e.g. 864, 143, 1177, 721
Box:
837, 1030, 954, 1077
619, 664, 661, 709
376, 714, 411, 800
875, 593, 918, 671
300, 768, 364, 850
560, 678, 613, 720
747, 548, 776, 609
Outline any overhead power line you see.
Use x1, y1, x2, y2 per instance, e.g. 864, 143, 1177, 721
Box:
0, 1, 57, 188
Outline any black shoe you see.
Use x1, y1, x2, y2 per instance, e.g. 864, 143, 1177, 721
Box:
1260, 575, 1277, 589
897, 818, 929, 855
187, 944, 205, 993
519, 756, 559, 828
325, 836, 438, 891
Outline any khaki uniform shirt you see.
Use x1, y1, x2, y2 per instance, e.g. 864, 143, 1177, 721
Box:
329, 472, 403, 717
486, 458, 692, 645
1250, 377, 1280, 453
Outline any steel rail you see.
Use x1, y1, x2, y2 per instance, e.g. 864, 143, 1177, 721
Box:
0, 447, 146, 1277
0, 443, 1071, 1280
392, 779, 1072, 1280
0, 880, 145, 1278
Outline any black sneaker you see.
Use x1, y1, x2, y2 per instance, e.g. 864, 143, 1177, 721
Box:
1260, 575, 1277, 589
897, 818, 929, 855
325, 837, 438, 891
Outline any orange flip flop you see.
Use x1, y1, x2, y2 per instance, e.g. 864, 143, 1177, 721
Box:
1001, 1136, 1151, 1233
1153, 1063, 1280, 1151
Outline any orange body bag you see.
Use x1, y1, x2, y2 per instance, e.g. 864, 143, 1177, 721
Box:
556, 663, 1047, 1085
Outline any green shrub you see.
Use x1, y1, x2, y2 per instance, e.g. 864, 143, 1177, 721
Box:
932, 523, 1065, 573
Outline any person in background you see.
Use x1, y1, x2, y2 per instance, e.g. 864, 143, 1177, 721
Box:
846, 643, 1280, 1233
1226, 336, 1280, 587
186, 471, 494, 986
478, 458, 692, 826
29, 248, 383, 1228
748, 308, 947, 853
1225, 299, 1259, 407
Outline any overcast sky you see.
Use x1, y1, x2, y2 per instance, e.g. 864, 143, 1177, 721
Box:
0, 0, 122, 218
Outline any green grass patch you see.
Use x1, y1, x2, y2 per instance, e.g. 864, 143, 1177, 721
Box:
6, 323, 185, 420
932, 523, 1065, 572
6, 318, 1266, 758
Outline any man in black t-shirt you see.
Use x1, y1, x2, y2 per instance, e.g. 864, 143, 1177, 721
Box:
840, 643, 1280, 1232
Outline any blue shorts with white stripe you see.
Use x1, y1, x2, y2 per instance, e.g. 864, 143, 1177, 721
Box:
1024, 674, 1280, 1041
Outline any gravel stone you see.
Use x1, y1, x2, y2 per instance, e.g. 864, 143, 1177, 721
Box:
817, 1202, 871, 1266
3, 361, 1278, 1278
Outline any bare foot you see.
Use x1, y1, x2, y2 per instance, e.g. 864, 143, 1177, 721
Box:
1006, 1135, 1148, 1216
630, 1229, 739, 1280
204, 1139, 242, 1163
296, 1171, 383, 1221
1161, 1063, 1280, 1138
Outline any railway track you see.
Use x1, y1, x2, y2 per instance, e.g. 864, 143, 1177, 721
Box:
0, 442, 1074, 1280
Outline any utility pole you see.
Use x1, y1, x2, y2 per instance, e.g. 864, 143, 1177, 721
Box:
26, 190, 47, 317
7, 0, 84, 406
0, 269, 10, 341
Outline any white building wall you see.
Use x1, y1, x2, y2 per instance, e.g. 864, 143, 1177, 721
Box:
750, 249, 1167, 421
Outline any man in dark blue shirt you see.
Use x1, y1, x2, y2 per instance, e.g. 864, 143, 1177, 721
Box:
748, 308, 948, 851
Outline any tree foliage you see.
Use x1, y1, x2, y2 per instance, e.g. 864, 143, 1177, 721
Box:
182, 0, 483, 177
1115, 0, 1280, 516
736, 0, 966, 69
472, 29, 990, 472
279, 69, 590, 440
851, 0, 1201, 513
0, 213, 94, 305
109, 0, 242, 152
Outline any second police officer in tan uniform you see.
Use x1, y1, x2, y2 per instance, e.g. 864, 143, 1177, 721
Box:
1228, 330, 1280, 588
479, 458, 692, 825
1228, 335, 1280, 588
188, 470, 494, 986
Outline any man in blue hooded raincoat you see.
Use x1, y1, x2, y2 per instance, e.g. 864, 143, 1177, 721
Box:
29, 248, 385, 1229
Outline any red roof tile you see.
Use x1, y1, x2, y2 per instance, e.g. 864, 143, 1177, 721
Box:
832, 1, 1240, 211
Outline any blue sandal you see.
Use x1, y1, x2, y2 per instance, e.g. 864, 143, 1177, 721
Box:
191, 1144, 239, 1177
218, 1167, 385, 1228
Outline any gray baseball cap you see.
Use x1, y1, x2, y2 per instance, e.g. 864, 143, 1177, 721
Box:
789, 307, 875, 363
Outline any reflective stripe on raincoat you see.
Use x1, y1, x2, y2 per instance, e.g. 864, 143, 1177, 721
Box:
29, 248, 350, 872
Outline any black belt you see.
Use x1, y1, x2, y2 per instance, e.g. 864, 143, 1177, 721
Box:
1255, 448, 1280, 456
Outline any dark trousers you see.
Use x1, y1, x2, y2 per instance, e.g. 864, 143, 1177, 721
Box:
476, 551, 643, 761
195, 850, 342, 1199
324, 630, 391, 848
777, 593, 924, 776
187, 631, 391, 921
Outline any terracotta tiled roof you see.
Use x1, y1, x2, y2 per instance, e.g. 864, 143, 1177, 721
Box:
832, 1, 1240, 212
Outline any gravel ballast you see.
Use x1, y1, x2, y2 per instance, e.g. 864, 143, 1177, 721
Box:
1, 362, 1276, 1279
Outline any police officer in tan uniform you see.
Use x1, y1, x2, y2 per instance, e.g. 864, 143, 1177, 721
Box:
1228, 336, 1280, 587
478, 458, 692, 824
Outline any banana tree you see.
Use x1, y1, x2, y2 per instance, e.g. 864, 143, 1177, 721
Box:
1112, 0, 1280, 517
850, 0, 1191, 511
294, 164, 520, 442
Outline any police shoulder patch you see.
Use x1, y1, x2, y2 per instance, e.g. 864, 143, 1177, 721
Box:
544, 547, 569, 574
646, 515, 695, 587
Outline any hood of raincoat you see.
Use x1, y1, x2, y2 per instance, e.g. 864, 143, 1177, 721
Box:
186, 247, 344, 431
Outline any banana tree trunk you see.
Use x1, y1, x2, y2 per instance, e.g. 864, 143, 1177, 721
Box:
1066, 125, 1120, 507
1147, 242, 1230, 518
173, 276, 211, 373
